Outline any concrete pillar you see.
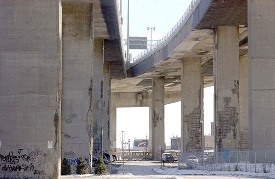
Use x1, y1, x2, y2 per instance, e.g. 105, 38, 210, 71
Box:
248, 0, 275, 151
103, 62, 111, 153
148, 106, 153, 153
61, 3, 94, 172
92, 38, 104, 156
214, 26, 240, 151
109, 107, 117, 152
0, 1, 62, 178
239, 55, 249, 150
181, 58, 204, 152
151, 77, 165, 160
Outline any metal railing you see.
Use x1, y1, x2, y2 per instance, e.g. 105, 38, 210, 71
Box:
128, 0, 201, 68
178, 150, 275, 173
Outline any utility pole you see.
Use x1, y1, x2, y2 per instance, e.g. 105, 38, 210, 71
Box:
122, 131, 125, 175
146, 135, 148, 152
147, 27, 155, 49
128, 139, 130, 153
126, 0, 130, 62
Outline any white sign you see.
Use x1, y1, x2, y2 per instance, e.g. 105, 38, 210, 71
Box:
128, 37, 147, 49
48, 141, 53, 149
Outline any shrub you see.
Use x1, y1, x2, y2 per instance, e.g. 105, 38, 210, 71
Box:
61, 158, 71, 175
94, 157, 107, 175
76, 156, 89, 175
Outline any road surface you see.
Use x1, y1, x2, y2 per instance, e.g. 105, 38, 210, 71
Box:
61, 161, 267, 179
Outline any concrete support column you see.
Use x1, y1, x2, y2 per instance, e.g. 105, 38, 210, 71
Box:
92, 38, 104, 156
61, 3, 94, 172
181, 58, 203, 152
109, 107, 117, 152
214, 26, 240, 151
239, 55, 249, 150
148, 106, 153, 153
103, 62, 111, 153
0, 1, 62, 178
248, 0, 275, 151
151, 77, 165, 160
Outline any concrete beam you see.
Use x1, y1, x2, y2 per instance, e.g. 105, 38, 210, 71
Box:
111, 91, 181, 108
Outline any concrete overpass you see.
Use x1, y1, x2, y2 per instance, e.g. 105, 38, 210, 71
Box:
1, 0, 275, 178
111, 0, 275, 161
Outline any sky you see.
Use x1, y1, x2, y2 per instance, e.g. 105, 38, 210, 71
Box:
116, 0, 214, 149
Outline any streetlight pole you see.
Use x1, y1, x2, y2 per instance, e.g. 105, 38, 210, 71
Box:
146, 135, 148, 152
126, 0, 130, 62
128, 139, 130, 153
122, 131, 125, 175
147, 27, 155, 49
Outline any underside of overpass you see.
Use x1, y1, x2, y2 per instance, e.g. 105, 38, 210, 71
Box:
111, 0, 248, 106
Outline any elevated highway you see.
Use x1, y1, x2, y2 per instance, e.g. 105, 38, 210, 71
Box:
1, 0, 275, 177
112, 0, 247, 96
110, 0, 275, 161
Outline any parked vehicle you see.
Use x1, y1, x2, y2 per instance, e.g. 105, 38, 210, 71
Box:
186, 155, 199, 168
162, 153, 175, 162
103, 153, 111, 164
112, 154, 117, 162
92, 157, 98, 167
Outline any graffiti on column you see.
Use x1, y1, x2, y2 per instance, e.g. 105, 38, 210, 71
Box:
184, 106, 202, 151
0, 147, 46, 177
184, 89, 202, 151
62, 132, 80, 141
239, 129, 249, 150
65, 113, 77, 124
216, 96, 239, 151
153, 111, 163, 128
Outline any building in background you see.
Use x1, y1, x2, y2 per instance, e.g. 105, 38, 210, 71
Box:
171, 136, 181, 150
211, 122, 215, 136
133, 139, 148, 151
170, 135, 214, 150
204, 135, 214, 150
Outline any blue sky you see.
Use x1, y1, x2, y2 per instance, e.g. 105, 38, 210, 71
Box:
117, 0, 214, 148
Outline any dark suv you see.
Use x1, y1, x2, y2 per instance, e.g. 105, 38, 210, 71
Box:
162, 153, 174, 162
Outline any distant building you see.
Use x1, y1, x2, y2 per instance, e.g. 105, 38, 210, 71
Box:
133, 139, 148, 151
170, 136, 181, 150
204, 135, 214, 149
211, 122, 215, 136
170, 135, 214, 150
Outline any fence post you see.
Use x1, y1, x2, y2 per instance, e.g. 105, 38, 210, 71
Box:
246, 151, 248, 172
214, 151, 216, 171
255, 152, 257, 173
229, 151, 231, 171
263, 151, 267, 173
237, 151, 239, 171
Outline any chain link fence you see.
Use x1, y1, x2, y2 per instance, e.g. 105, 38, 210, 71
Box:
178, 151, 275, 173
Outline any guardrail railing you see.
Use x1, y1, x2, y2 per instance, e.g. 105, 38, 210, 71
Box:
127, 0, 201, 69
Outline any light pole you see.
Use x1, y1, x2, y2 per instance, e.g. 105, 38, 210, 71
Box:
126, 0, 130, 62
145, 135, 148, 152
128, 139, 130, 153
122, 131, 125, 175
147, 27, 155, 49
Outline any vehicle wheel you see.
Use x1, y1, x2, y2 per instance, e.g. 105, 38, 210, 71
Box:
112, 155, 117, 162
